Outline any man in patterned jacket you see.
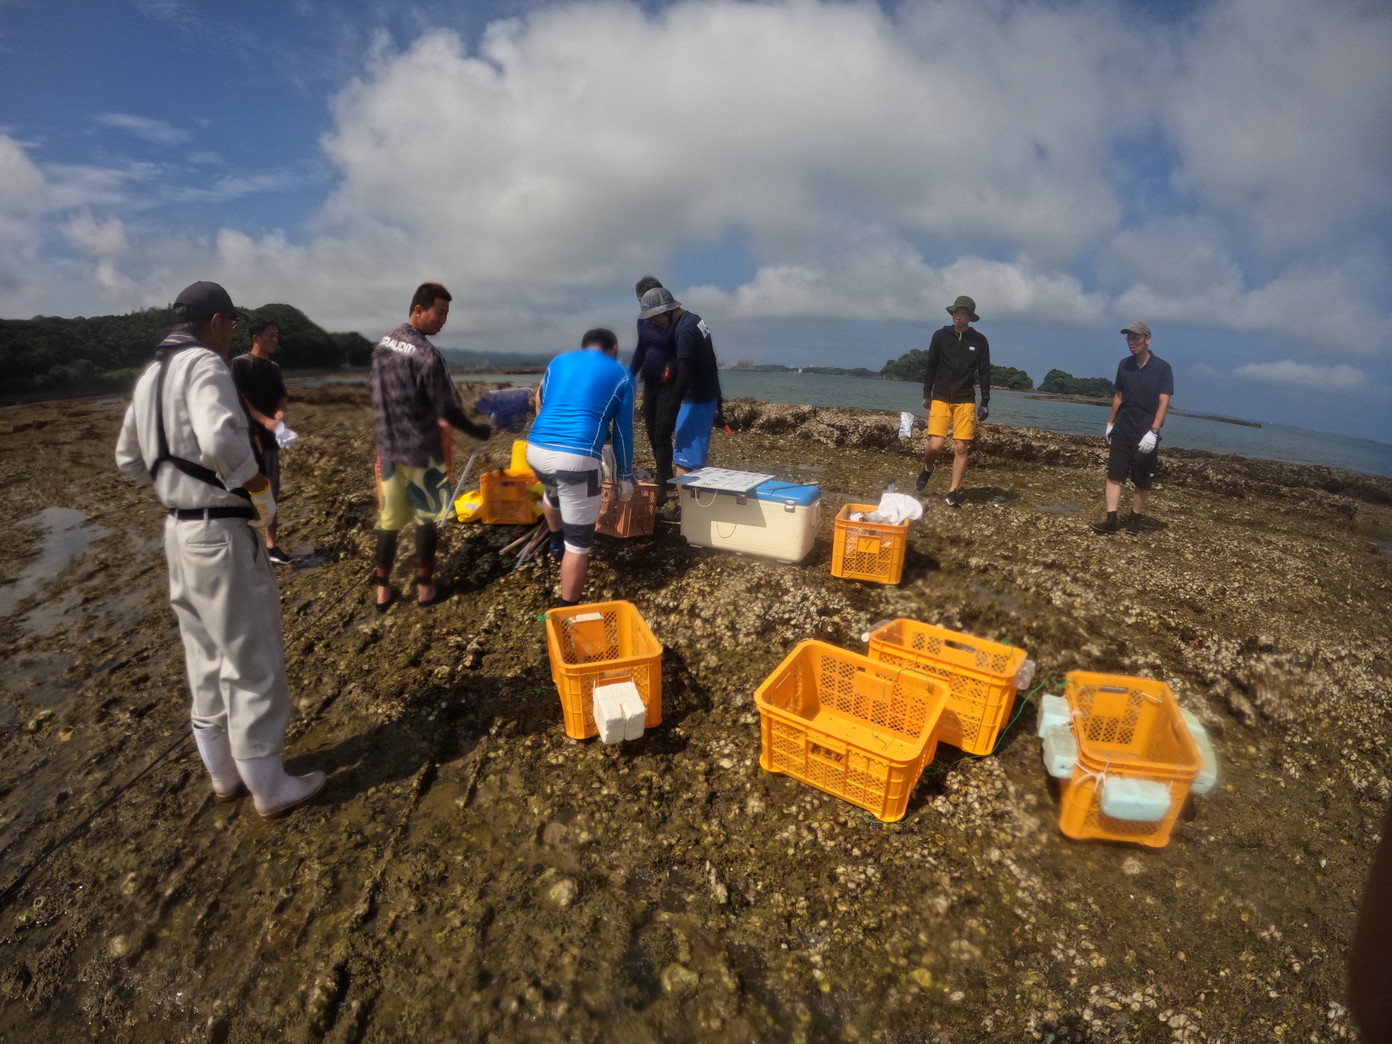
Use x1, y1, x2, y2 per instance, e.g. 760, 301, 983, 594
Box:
368, 282, 490, 610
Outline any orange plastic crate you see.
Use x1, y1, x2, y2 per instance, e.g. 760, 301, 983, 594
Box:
1057, 672, 1202, 848
865, 620, 1028, 756
544, 601, 663, 740
830, 504, 909, 584
596, 481, 660, 538
756, 640, 949, 822
480, 468, 540, 525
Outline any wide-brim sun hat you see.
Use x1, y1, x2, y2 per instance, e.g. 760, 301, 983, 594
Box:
946, 295, 979, 322
639, 286, 680, 320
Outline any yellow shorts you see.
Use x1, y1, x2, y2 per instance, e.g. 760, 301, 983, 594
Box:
927, 401, 976, 441
377, 458, 451, 531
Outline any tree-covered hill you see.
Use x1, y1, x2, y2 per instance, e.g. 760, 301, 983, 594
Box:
0, 303, 372, 395
880, 348, 1032, 389
1037, 368, 1116, 398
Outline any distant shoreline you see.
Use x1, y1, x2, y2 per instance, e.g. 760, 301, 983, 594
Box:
1024, 392, 1261, 428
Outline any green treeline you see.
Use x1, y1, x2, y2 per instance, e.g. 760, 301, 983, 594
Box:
0, 303, 373, 395
880, 348, 1033, 390
1038, 369, 1116, 398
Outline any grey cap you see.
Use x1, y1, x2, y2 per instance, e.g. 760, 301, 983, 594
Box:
639, 286, 680, 320
1120, 321, 1152, 337
172, 281, 247, 323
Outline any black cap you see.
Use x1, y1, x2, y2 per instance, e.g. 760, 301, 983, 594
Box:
172, 281, 247, 323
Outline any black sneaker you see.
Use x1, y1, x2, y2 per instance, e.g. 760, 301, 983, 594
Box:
945, 489, 963, 509
1126, 513, 1143, 537
914, 468, 933, 492
267, 546, 296, 566
1091, 515, 1121, 535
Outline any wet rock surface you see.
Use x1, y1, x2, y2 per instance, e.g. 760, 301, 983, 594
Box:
1, 389, 1389, 1042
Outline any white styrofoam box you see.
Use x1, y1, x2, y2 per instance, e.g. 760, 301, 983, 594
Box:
614, 680, 647, 741
593, 679, 645, 744
678, 480, 821, 564
1041, 723, 1078, 779
1099, 777, 1172, 822
1036, 693, 1070, 738
592, 682, 628, 744
1180, 708, 1218, 796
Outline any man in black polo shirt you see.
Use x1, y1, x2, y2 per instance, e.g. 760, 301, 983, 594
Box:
1093, 321, 1173, 536
230, 317, 293, 564
916, 294, 990, 508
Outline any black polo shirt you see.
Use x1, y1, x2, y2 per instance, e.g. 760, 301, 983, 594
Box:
1113, 353, 1174, 441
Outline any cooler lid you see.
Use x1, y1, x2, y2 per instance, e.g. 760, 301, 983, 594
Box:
752, 480, 820, 506
670, 468, 774, 495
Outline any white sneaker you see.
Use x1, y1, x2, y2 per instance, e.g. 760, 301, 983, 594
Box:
234, 755, 327, 818
192, 724, 245, 802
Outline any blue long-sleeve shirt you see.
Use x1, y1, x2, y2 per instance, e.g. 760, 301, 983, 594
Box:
529, 349, 635, 478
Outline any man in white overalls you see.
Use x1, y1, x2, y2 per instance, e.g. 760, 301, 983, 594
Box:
116, 281, 325, 818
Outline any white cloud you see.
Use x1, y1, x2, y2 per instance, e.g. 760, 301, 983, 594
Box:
1164, 0, 1392, 256
1234, 360, 1367, 394
0, 134, 47, 251
0, 0, 1389, 375
188, 150, 223, 165
96, 112, 192, 147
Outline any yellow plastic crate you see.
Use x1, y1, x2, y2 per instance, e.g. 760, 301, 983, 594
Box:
756, 640, 948, 822
865, 620, 1029, 756
830, 504, 909, 584
480, 468, 540, 525
1057, 672, 1202, 848
544, 601, 663, 740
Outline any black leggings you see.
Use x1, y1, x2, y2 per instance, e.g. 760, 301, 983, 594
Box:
641, 377, 680, 497
374, 524, 438, 582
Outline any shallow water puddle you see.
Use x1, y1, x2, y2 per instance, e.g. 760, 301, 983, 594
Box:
0, 507, 112, 618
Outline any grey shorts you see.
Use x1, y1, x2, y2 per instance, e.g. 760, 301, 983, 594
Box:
525, 446, 601, 554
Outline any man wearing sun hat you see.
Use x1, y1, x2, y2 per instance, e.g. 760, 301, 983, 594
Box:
115, 281, 325, 819
916, 294, 991, 508
1092, 321, 1173, 537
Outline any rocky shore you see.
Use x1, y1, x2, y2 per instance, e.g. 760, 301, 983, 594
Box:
1, 385, 1389, 1042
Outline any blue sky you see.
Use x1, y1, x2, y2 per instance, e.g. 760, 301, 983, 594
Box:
1, 0, 1390, 441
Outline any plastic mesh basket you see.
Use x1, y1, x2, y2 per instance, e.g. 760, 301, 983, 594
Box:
480, 468, 540, 525
756, 640, 948, 821
544, 601, 663, 740
1057, 671, 1202, 847
596, 482, 660, 538
865, 620, 1028, 755
830, 503, 909, 584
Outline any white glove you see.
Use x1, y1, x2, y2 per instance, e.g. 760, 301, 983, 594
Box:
618, 479, 634, 502
245, 476, 277, 529
274, 420, 299, 450
1105, 422, 1114, 443
1138, 429, 1158, 454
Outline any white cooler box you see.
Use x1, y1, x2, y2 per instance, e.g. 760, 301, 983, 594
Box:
674, 470, 821, 563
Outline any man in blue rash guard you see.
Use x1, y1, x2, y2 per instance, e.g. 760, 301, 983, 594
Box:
526, 328, 636, 606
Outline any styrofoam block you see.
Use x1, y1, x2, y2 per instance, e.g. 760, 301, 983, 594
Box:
1036, 693, 1070, 738
1099, 777, 1172, 823
592, 683, 628, 744
615, 681, 647, 741
1180, 708, 1218, 795
595, 679, 645, 743
1041, 723, 1077, 778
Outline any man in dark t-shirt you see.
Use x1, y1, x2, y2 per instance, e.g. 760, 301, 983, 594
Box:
230, 317, 292, 564
638, 286, 722, 517
629, 275, 678, 502
917, 295, 991, 508
1092, 321, 1174, 536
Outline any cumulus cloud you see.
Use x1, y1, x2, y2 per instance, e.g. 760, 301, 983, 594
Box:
1234, 360, 1367, 394
95, 112, 192, 147
1, 0, 1389, 375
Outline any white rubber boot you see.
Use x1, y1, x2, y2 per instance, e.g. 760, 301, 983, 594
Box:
234, 755, 327, 819
192, 724, 245, 802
